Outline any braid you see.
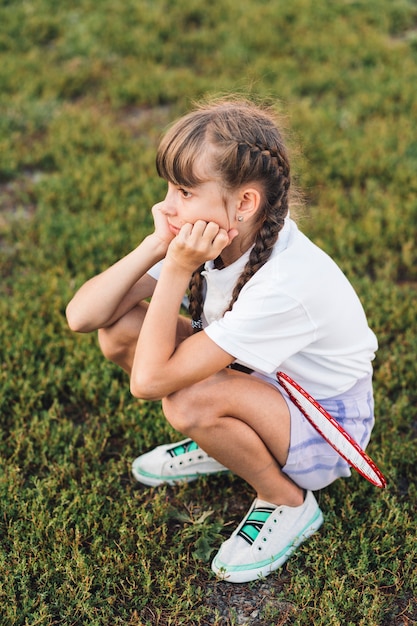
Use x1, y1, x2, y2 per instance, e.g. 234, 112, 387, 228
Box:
188, 264, 205, 332
239, 142, 288, 175
226, 142, 290, 312
226, 218, 282, 313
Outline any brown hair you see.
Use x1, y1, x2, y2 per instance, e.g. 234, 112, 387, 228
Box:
156, 97, 293, 330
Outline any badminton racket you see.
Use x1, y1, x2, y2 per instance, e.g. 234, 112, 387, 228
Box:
277, 371, 386, 488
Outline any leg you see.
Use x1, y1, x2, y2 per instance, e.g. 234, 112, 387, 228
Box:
162, 368, 323, 583
133, 366, 323, 582
162, 368, 303, 507
98, 303, 192, 375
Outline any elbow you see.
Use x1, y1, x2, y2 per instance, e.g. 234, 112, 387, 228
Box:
130, 375, 161, 401
66, 303, 91, 333
66, 306, 80, 332
130, 367, 172, 400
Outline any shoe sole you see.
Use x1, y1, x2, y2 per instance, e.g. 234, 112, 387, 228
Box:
132, 464, 229, 487
211, 507, 324, 584
132, 466, 201, 486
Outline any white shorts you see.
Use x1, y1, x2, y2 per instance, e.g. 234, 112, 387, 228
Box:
254, 372, 375, 491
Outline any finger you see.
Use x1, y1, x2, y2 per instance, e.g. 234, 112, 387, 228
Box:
151, 201, 165, 215
203, 221, 221, 241
190, 220, 214, 238
178, 222, 193, 238
227, 228, 239, 242
213, 228, 230, 249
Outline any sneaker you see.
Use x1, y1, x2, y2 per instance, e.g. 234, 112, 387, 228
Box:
211, 490, 323, 583
132, 438, 229, 486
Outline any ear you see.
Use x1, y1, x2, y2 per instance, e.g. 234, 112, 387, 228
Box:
235, 187, 262, 222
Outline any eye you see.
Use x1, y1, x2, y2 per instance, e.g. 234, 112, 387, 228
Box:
178, 187, 192, 199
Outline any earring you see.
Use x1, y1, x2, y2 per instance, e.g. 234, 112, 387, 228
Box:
237, 216, 244, 222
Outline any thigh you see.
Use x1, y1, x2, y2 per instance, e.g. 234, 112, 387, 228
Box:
164, 367, 292, 467
120, 303, 193, 344
98, 303, 193, 372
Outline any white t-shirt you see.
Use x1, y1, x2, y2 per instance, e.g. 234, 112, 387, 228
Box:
148, 218, 378, 399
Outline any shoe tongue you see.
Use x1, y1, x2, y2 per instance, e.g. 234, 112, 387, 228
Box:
169, 440, 199, 457
237, 499, 276, 546
254, 498, 277, 510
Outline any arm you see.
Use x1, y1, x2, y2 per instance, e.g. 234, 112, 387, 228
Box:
66, 201, 173, 333
130, 220, 237, 400
66, 234, 166, 333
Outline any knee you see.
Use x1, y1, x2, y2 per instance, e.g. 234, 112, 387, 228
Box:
98, 326, 117, 361
98, 304, 145, 366
162, 385, 214, 435
98, 322, 130, 364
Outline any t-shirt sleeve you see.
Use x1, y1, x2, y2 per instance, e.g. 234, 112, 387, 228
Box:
147, 260, 164, 280
204, 280, 317, 374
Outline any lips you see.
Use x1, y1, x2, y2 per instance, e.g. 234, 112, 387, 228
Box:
168, 222, 180, 235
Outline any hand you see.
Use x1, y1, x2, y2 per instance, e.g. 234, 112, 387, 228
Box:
166, 220, 238, 272
151, 201, 176, 249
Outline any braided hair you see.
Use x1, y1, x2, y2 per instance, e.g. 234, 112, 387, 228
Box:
156, 98, 292, 331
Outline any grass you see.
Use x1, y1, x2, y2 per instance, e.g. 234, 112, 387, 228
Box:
1, 0, 417, 624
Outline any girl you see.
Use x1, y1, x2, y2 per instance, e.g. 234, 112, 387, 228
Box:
66, 97, 378, 584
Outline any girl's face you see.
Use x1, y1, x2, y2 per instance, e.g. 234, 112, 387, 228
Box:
161, 177, 237, 237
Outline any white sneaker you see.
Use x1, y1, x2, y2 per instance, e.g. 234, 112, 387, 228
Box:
211, 490, 323, 583
132, 438, 229, 486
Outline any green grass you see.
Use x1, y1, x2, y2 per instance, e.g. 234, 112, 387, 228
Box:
1, 0, 417, 624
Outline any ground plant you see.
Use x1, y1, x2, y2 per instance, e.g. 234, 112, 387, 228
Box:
1, 0, 416, 624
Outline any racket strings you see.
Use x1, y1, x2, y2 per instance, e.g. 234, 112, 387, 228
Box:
277, 372, 386, 488
292, 393, 382, 484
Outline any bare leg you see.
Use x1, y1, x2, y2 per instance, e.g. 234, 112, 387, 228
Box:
98, 302, 192, 374
99, 308, 302, 507
162, 368, 303, 507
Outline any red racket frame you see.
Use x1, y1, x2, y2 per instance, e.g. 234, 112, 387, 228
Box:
277, 371, 386, 488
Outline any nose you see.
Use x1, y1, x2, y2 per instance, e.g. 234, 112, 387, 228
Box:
162, 187, 178, 215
